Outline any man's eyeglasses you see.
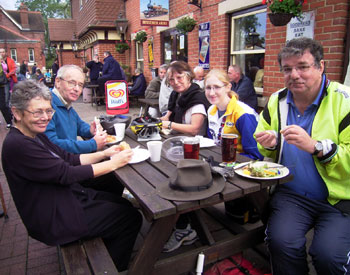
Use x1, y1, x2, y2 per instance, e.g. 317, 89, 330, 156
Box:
24, 109, 55, 118
60, 78, 84, 90
205, 85, 225, 92
281, 63, 316, 75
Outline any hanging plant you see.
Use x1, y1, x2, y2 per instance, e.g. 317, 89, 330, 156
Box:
135, 30, 147, 43
262, 0, 306, 26
176, 16, 197, 34
115, 42, 130, 54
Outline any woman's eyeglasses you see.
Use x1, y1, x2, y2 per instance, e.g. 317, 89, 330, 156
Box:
24, 109, 55, 118
205, 85, 225, 92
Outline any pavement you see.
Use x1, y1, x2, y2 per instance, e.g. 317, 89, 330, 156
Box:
0, 97, 142, 275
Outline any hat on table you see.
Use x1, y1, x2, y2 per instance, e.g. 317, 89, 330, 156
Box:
157, 159, 225, 201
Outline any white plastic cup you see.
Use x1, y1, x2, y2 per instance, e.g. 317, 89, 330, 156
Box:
147, 141, 163, 162
114, 123, 126, 140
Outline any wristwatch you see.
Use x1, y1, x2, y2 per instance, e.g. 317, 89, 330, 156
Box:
312, 141, 323, 155
168, 121, 172, 130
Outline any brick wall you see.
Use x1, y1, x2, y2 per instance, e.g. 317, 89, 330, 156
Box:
263, 0, 349, 96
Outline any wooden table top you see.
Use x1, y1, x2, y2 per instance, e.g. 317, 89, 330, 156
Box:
114, 130, 289, 222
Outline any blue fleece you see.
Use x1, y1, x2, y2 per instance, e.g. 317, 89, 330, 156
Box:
45, 92, 96, 153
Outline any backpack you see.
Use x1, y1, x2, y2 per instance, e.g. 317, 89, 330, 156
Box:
204, 253, 270, 275
0, 64, 8, 85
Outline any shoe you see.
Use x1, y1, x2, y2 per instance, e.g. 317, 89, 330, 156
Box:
6, 124, 11, 129
163, 224, 198, 253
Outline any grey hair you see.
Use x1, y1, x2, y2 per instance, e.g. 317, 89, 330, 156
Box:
159, 64, 168, 71
193, 66, 204, 73
166, 61, 194, 85
135, 68, 143, 74
56, 65, 84, 79
278, 37, 324, 69
11, 80, 52, 111
228, 65, 242, 75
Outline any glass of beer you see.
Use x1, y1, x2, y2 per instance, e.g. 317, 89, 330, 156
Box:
221, 134, 238, 163
183, 137, 200, 159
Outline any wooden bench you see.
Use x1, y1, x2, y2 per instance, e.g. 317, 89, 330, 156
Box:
59, 237, 119, 275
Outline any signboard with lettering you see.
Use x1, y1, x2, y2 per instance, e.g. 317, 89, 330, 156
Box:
105, 81, 129, 114
199, 22, 210, 69
286, 11, 315, 41
140, 0, 169, 27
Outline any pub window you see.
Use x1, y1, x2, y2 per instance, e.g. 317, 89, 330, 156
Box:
79, 0, 83, 9
230, 7, 266, 88
28, 48, 35, 63
10, 49, 17, 62
136, 42, 144, 72
162, 29, 188, 64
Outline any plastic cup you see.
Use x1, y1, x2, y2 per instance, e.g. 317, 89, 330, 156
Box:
221, 134, 238, 163
114, 123, 125, 140
147, 141, 163, 162
183, 137, 200, 159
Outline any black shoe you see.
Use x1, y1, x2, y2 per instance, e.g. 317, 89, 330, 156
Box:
0, 211, 4, 218
6, 124, 11, 129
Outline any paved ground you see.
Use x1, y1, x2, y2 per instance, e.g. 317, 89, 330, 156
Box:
0, 98, 141, 275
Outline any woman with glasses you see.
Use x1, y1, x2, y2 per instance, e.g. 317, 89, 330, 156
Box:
205, 69, 263, 160
160, 61, 210, 136
2, 80, 142, 271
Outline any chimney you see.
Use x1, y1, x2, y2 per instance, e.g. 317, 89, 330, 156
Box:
19, 3, 29, 29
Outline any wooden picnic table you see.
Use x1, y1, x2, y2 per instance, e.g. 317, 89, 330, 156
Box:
114, 130, 290, 275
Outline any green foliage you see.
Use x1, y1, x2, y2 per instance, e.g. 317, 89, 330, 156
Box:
115, 42, 130, 53
266, 0, 303, 18
176, 16, 197, 34
135, 31, 147, 43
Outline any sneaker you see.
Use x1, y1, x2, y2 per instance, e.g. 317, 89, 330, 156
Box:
163, 224, 198, 253
6, 124, 11, 129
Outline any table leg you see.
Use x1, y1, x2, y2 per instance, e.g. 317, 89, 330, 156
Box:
128, 214, 178, 275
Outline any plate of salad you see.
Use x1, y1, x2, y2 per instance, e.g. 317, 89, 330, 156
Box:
234, 161, 289, 180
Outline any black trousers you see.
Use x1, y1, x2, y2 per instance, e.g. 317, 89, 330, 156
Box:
97, 77, 113, 97
79, 172, 124, 196
0, 86, 12, 124
75, 177, 142, 271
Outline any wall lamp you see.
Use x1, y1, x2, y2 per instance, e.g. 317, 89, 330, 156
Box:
188, 0, 202, 10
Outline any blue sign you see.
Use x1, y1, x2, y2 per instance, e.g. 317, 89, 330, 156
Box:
199, 22, 210, 69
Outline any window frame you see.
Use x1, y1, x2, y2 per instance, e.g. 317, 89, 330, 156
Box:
28, 48, 35, 63
10, 49, 17, 62
230, 8, 267, 65
136, 41, 144, 71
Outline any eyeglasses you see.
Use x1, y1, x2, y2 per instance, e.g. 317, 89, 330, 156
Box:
168, 74, 187, 84
205, 85, 225, 92
24, 109, 55, 118
281, 63, 316, 75
60, 78, 84, 90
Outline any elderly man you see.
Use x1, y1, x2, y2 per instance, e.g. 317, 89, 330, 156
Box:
45, 65, 107, 154
86, 54, 103, 85
145, 64, 168, 99
228, 65, 257, 110
193, 66, 205, 89
255, 37, 350, 274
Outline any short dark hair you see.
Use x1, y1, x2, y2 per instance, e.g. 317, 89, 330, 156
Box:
278, 37, 324, 69
104, 51, 111, 56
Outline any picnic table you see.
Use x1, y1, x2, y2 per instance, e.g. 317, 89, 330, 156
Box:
86, 83, 103, 111
114, 130, 290, 275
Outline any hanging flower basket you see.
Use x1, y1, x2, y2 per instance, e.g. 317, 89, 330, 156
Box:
115, 42, 130, 54
268, 13, 293, 26
135, 31, 147, 43
176, 16, 197, 34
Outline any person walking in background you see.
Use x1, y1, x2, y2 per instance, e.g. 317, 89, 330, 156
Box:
2, 80, 141, 272
0, 48, 18, 111
0, 55, 12, 127
31, 63, 37, 77
129, 68, 146, 96
97, 51, 123, 105
18, 60, 28, 81
86, 54, 103, 85
193, 66, 205, 90
51, 59, 59, 82
45, 65, 107, 154
228, 65, 257, 110
255, 37, 350, 274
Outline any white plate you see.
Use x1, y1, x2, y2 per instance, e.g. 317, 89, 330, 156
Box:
234, 161, 289, 180
129, 148, 150, 164
196, 136, 216, 148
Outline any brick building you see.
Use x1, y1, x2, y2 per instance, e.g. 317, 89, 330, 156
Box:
0, 4, 46, 71
48, 0, 349, 102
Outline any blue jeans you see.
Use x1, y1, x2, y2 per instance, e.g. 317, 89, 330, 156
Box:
266, 187, 350, 275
